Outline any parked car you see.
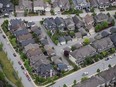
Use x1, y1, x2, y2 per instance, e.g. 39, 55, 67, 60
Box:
21, 66, 24, 70
18, 61, 21, 65
13, 53, 16, 57
105, 57, 109, 61
2, 35, 6, 38
82, 72, 88, 76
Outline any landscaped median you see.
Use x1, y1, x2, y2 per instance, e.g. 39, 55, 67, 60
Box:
0, 44, 23, 87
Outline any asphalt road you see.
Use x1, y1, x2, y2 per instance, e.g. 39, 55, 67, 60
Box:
51, 55, 116, 87
0, 33, 35, 87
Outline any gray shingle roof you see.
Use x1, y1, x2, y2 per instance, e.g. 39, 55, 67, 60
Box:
14, 29, 29, 37
58, 37, 66, 42
20, 39, 35, 47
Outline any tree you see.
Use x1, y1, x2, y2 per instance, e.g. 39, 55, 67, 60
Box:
71, 46, 76, 51
111, 19, 115, 26
108, 64, 111, 68
73, 80, 77, 85
54, 40, 59, 45
69, 31, 75, 37
101, 51, 108, 57
30, 0, 34, 13
95, 24, 102, 32
63, 84, 67, 87
97, 68, 100, 73
11, 0, 19, 15
101, 21, 108, 28
83, 38, 90, 45
81, 77, 88, 82
64, 50, 69, 57
73, 65, 78, 71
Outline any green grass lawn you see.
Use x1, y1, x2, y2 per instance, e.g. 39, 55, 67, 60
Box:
0, 51, 23, 87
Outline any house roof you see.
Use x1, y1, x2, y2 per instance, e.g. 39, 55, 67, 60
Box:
72, 15, 84, 28
20, 39, 35, 47
84, 14, 94, 24
64, 17, 74, 26
10, 19, 25, 31
75, 32, 82, 38
27, 21, 35, 27
89, 0, 98, 7
44, 45, 55, 55
73, 43, 83, 49
58, 37, 66, 42
92, 37, 113, 51
17, 33, 32, 42
64, 36, 72, 41
94, 33, 102, 40
24, 43, 40, 52
70, 45, 96, 60
57, 63, 68, 71
110, 26, 116, 34
78, 28, 87, 36
101, 31, 110, 38
97, 0, 110, 5
94, 13, 108, 23
40, 38, 48, 45
55, 17, 65, 26
110, 33, 116, 44
14, 29, 29, 36
31, 26, 42, 36
51, 56, 62, 65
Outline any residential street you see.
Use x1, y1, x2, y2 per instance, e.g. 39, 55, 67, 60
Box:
0, 33, 35, 87
50, 56, 116, 87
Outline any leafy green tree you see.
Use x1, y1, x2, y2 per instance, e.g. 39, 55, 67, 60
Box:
73, 80, 77, 85
95, 24, 102, 32
54, 40, 59, 45
11, 0, 19, 15
83, 38, 90, 45
69, 31, 75, 37
108, 64, 111, 68
71, 46, 76, 51
111, 19, 115, 26
63, 84, 67, 87
101, 21, 108, 28
97, 68, 100, 73
101, 51, 108, 57
81, 77, 88, 82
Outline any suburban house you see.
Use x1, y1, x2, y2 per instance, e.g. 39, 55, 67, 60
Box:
69, 45, 96, 64
101, 30, 110, 38
89, 0, 99, 8
94, 13, 109, 23
92, 37, 114, 53
17, 33, 32, 42
64, 36, 72, 42
40, 38, 49, 45
20, 0, 51, 12
54, 17, 66, 32
58, 37, 66, 45
109, 0, 116, 6
51, 0, 70, 11
9, 19, 25, 32
78, 28, 88, 36
43, 18, 57, 34
72, 15, 84, 29
83, 14, 95, 35
24, 43, 43, 58
20, 39, 35, 47
31, 26, 42, 36
51, 56, 68, 71
110, 26, 116, 34
97, 0, 110, 8
110, 33, 116, 46
64, 17, 75, 30
75, 32, 82, 40
44, 45, 55, 56
72, 0, 90, 10
75, 65, 116, 87
0, 0, 13, 16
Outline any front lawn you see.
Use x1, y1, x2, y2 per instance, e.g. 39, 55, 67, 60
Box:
0, 51, 23, 87
106, 6, 116, 11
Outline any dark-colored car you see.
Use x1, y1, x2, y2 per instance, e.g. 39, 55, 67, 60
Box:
21, 66, 24, 70
13, 53, 16, 57
2, 35, 6, 38
18, 61, 21, 65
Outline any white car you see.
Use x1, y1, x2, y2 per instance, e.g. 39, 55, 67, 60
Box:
82, 72, 89, 76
